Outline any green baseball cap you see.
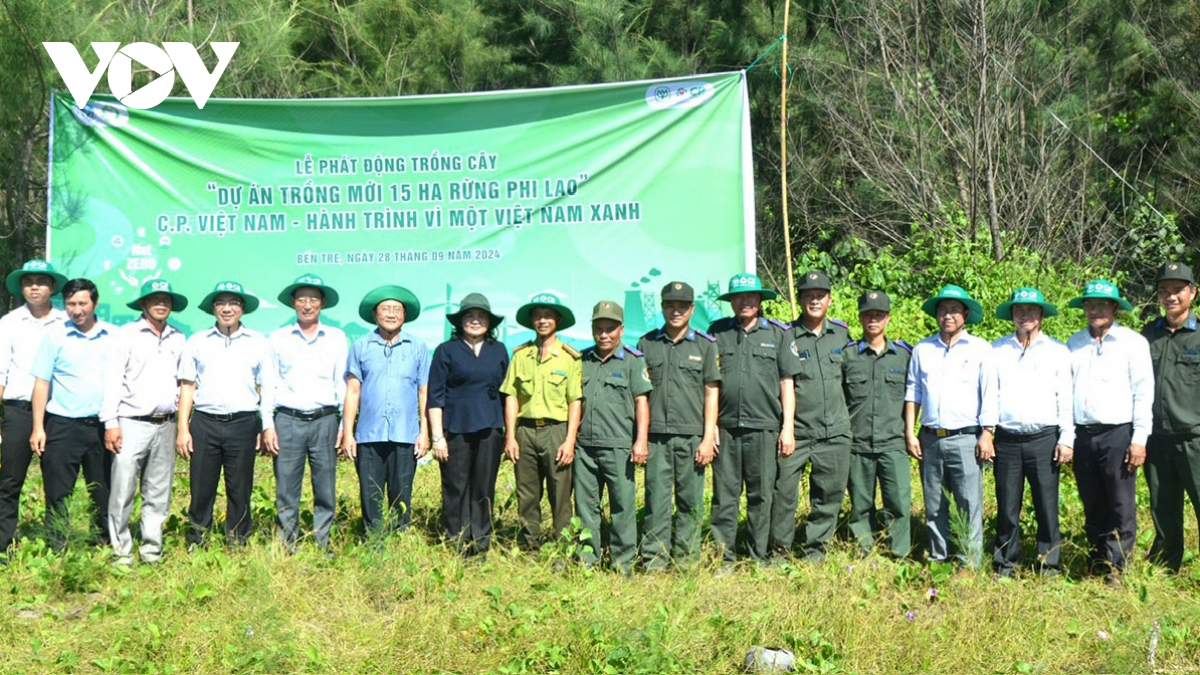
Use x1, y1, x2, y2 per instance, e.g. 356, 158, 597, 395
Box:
1067, 279, 1133, 312
358, 285, 421, 324
660, 281, 694, 303
198, 280, 260, 315
446, 292, 503, 328
718, 273, 778, 302
126, 279, 188, 311
797, 270, 832, 291
515, 292, 576, 331
5, 259, 67, 296
591, 300, 624, 324
921, 284, 983, 325
857, 290, 891, 313
1154, 262, 1195, 286
278, 273, 339, 309
995, 287, 1058, 321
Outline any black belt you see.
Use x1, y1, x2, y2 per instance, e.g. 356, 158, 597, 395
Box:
2, 399, 32, 411
196, 409, 258, 422
995, 426, 1058, 442
922, 426, 981, 438
518, 418, 564, 428
128, 413, 176, 424
276, 405, 338, 421
1077, 422, 1127, 436
47, 413, 102, 427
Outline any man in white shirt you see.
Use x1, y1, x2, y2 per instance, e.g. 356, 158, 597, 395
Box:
983, 288, 1073, 577
1066, 279, 1153, 582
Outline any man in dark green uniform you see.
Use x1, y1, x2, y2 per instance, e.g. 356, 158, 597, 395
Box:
638, 281, 721, 571
709, 273, 801, 572
842, 291, 913, 558
772, 270, 851, 562
501, 292, 583, 549
575, 301, 652, 573
1143, 261, 1200, 572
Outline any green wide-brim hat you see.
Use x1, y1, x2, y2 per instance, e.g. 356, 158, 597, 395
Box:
198, 280, 260, 315
6, 259, 68, 296
278, 273, 339, 308
921, 284, 983, 325
995, 287, 1059, 321
1067, 279, 1133, 312
718, 273, 778, 302
515, 292, 576, 331
126, 279, 189, 311
359, 285, 421, 324
446, 292, 504, 328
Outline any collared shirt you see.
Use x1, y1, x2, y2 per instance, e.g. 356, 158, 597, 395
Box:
428, 339, 509, 434
842, 338, 910, 454
637, 327, 720, 436
1143, 312, 1200, 436
792, 318, 851, 440
346, 329, 430, 445
905, 331, 993, 430
177, 325, 271, 415
261, 322, 349, 431
1068, 323, 1154, 445
982, 332, 1075, 448
578, 345, 653, 448
0, 304, 68, 401
100, 318, 187, 428
710, 316, 802, 431
31, 320, 116, 418
499, 337, 583, 421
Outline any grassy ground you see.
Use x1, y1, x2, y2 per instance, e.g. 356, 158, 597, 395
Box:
1, 457, 1198, 674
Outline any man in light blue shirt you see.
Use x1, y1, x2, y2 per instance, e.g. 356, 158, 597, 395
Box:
261, 274, 348, 550
29, 279, 115, 549
904, 285, 994, 568
342, 285, 430, 535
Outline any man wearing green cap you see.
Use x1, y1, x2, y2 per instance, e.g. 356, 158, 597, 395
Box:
904, 284, 994, 568
261, 273, 348, 550
341, 285, 430, 535
176, 281, 271, 548
637, 281, 720, 570
842, 291, 913, 559
501, 292, 583, 549
1066, 279, 1153, 580
1142, 262, 1200, 572
773, 269, 851, 563
709, 273, 801, 570
574, 301, 651, 572
0, 259, 68, 558
102, 279, 188, 565
983, 288, 1073, 577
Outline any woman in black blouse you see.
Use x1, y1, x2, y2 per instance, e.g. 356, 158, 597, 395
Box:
428, 293, 510, 556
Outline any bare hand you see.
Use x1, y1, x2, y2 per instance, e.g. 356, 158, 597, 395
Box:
1126, 443, 1146, 471
695, 436, 716, 467
433, 438, 449, 462
631, 439, 649, 465
976, 433, 995, 463
261, 429, 279, 456
1054, 444, 1073, 465
176, 430, 193, 459
555, 441, 575, 467
104, 427, 123, 455
906, 434, 923, 460
340, 434, 357, 461
504, 437, 520, 463
30, 429, 46, 456
414, 434, 430, 460
777, 429, 795, 457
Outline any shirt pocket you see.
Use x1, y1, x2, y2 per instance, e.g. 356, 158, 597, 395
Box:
752, 346, 779, 378
843, 370, 869, 400
1176, 353, 1200, 384
884, 370, 906, 398
678, 358, 704, 385
827, 351, 844, 381
514, 372, 535, 397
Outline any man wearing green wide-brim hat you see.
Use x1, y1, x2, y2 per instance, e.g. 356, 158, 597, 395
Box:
4, 259, 67, 297
1065, 278, 1152, 581
904, 283, 993, 568
501, 291, 582, 549
984, 287, 1073, 578
708, 273, 801, 571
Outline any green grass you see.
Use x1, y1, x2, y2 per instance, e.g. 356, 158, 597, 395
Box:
1, 459, 1199, 674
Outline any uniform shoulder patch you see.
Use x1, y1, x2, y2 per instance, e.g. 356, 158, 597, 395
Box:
768, 318, 791, 331
694, 329, 717, 342
513, 341, 535, 353
562, 343, 582, 359
623, 345, 644, 357
846, 339, 859, 348
894, 339, 913, 354
829, 318, 849, 329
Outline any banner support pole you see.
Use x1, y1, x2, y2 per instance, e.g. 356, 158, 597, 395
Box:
778, 6, 797, 320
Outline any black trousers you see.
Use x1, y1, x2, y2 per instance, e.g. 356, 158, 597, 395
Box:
187, 412, 259, 545
0, 403, 35, 553
40, 413, 110, 548
992, 427, 1061, 572
1073, 423, 1136, 572
438, 428, 502, 554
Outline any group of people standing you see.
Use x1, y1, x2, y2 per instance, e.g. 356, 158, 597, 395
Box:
0, 258, 1197, 582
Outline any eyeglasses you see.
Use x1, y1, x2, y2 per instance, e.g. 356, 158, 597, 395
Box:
293, 297, 322, 307
214, 300, 244, 308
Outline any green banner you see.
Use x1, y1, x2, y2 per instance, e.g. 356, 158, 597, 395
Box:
48, 72, 753, 348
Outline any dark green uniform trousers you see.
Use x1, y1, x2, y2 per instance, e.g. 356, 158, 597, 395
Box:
514, 422, 573, 549
573, 443, 637, 568
771, 435, 852, 560
712, 428, 777, 562
1147, 434, 1200, 571
640, 434, 705, 569
847, 450, 912, 558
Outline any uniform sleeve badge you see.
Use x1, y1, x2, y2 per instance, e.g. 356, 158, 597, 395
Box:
790, 342, 799, 357
641, 367, 651, 382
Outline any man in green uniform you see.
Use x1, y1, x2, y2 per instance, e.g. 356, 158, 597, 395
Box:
575, 301, 651, 572
1143, 261, 1200, 572
709, 273, 801, 571
638, 281, 721, 571
501, 292, 583, 549
772, 270, 851, 562
842, 291, 913, 558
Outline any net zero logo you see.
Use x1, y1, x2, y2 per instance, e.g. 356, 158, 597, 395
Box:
645, 81, 715, 110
